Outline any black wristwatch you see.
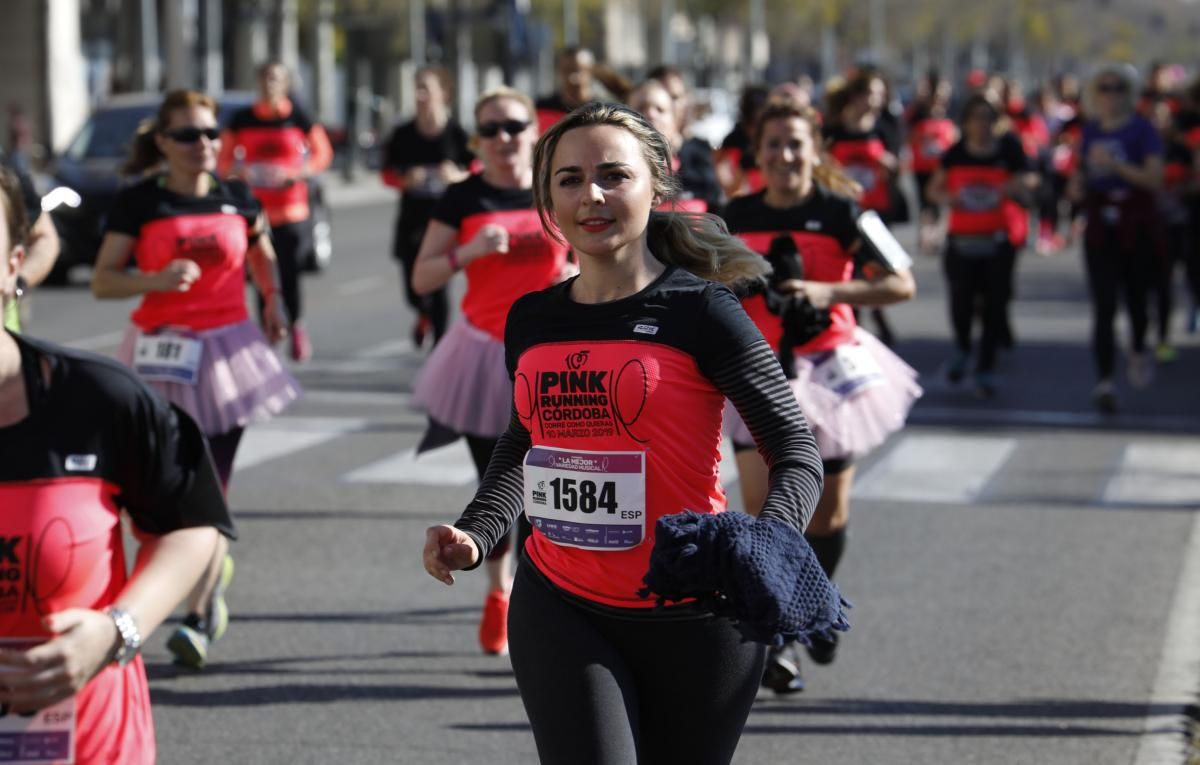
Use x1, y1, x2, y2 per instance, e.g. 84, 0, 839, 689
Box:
104, 607, 142, 667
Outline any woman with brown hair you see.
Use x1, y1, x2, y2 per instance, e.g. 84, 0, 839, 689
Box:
722, 98, 920, 692
423, 102, 837, 764
91, 90, 300, 669
410, 86, 571, 657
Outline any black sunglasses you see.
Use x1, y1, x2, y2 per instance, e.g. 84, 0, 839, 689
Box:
162, 127, 221, 143
477, 119, 529, 138
1097, 82, 1128, 94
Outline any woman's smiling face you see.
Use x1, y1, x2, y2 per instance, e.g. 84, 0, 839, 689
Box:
757, 116, 816, 195
549, 124, 658, 260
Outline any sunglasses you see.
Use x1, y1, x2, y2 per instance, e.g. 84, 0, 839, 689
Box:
1097, 82, 1128, 94
477, 119, 530, 138
162, 127, 221, 143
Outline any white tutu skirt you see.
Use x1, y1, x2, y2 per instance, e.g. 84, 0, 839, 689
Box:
411, 319, 513, 439
117, 319, 301, 437
725, 328, 922, 460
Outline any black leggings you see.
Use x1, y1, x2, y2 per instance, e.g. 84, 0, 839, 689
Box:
1084, 228, 1152, 378
1154, 223, 1198, 343
943, 244, 1016, 373
207, 427, 245, 492
508, 562, 764, 765
395, 214, 449, 342
267, 221, 311, 325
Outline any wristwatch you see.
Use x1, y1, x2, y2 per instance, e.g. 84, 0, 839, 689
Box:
104, 607, 142, 667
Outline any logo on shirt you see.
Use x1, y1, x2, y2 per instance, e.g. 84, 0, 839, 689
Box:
221, 204, 238, 215
65, 454, 98, 472
176, 233, 224, 263
0, 536, 23, 613
632, 324, 659, 335
804, 221, 823, 231
515, 349, 650, 443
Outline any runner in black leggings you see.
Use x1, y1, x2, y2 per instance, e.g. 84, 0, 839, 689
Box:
927, 94, 1038, 398
1069, 65, 1164, 413
423, 103, 825, 764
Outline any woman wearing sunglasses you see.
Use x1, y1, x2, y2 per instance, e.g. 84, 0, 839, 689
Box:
411, 87, 570, 657
91, 89, 300, 669
1069, 65, 1164, 413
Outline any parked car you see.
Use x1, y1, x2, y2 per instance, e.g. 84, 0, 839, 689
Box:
46, 91, 333, 283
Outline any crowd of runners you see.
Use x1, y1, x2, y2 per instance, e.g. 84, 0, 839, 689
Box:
0, 44, 1197, 764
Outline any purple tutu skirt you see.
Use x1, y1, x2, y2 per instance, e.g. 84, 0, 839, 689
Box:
725, 328, 922, 460
117, 319, 301, 437
411, 318, 512, 438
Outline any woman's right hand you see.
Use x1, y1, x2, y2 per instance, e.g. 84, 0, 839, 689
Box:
462, 224, 509, 263
154, 259, 201, 293
423, 525, 480, 585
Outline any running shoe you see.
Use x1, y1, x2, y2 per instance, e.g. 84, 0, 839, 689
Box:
411, 314, 431, 350
1155, 343, 1179, 364
207, 553, 235, 643
762, 645, 805, 694
479, 590, 510, 656
1092, 379, 1117, 414
974, 371, 997, 400
167, 614, 209, 669
289, 322, 313, 362
1127, 351, 1154, 389
805, 631, 839, 666
945, 352, 969, 384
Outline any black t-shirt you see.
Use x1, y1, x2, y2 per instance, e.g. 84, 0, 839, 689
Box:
0, 150, 41, 224
383, 119, 472, 202
104, 175, 261, 238
940, 132, 1031, 174
430, 174, 534, 228
720, 123, 757, 170
0, 333, 234, 539
676, 137, 722, 211
722, 186, 865, 262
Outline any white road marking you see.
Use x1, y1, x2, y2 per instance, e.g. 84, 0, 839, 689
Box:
342, 441, 478, 486
1132, 505, 1200, 765
913, 406, 1200, 433
1102, 443, 1200, 507
354, 338, 414, 358
64, 330, 127, 351
334, 276, 383, 297
233, 417, 370, 471
853, 433, 1017, 504
300, 389, 413, 408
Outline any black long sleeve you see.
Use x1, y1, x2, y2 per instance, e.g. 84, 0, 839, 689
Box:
453, 406, 530, 566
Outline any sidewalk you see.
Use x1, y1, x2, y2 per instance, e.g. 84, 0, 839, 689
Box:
323, 172, 395, 210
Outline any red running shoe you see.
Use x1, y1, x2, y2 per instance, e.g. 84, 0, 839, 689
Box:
479, 590, 510, 656
289, 322, 312, 362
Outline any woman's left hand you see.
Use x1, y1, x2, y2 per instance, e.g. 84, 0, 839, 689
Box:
263, 294, 289, 345
0, 609, 118, 714
778, 279, 834, 309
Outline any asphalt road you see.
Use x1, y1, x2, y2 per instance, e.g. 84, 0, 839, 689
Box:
24, 196, 1200, 765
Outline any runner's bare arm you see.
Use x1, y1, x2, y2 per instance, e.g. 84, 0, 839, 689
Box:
91, 232, 198, 298
0, 526, 218, 713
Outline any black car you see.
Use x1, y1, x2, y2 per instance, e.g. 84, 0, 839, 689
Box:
46, 91, 333, 283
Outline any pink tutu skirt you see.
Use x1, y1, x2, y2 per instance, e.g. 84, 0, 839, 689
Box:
725, 328, 922, 460
117, 319, 301, 437
411, 318, 512, 438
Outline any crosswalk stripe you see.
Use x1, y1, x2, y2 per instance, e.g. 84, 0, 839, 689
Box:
342, 441, 478, 486
233, 417, 370, 471
1101, 442, 1200, 507
853, 433, 1017, 504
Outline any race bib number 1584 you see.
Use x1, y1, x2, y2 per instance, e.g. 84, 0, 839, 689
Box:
523, 446, 646, 551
